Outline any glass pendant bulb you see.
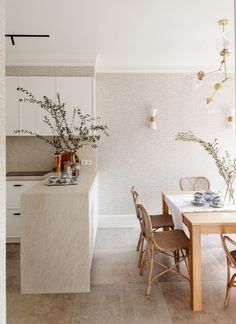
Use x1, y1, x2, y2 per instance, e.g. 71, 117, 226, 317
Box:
184, 72, 203, 89
200, 98, 216, 113
216, 32, 231, 56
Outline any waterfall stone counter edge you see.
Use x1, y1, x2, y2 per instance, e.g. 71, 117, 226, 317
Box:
20, 170, 98, 294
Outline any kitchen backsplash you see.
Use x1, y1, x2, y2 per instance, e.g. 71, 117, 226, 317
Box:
6, 136, 96, 171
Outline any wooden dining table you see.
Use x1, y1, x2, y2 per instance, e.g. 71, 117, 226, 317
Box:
162, 191, 236, 312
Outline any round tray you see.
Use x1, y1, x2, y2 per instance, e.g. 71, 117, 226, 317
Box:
45, 182, 78, 186
191, 200, 207, 207
209, 202, 224, 208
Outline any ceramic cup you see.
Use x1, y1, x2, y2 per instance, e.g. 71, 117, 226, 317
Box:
212, 196, 224, 207
203, 191, 216, 202
48, 176, 59, 184
62, 177, 71, 184
194, 192, 204, 202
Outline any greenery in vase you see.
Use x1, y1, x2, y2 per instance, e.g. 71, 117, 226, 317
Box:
14, 88, 109, 154
175, 131, 236, 202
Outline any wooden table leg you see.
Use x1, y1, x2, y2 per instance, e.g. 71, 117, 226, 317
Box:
162, 193, 169, 216
189, 224, 202, 311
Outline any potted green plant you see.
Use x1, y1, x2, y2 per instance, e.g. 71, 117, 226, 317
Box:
15, 87, 109, 172
175, 131, 236, 204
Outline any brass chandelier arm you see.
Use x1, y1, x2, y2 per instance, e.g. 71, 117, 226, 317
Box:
196, 18, 231, 108
223, 54, 228, 80
207, 77, 229, 103
204, 61, 224, 76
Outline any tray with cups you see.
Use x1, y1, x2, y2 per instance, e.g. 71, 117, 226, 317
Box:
45, 173, 79, 186
191, 191, 224, 208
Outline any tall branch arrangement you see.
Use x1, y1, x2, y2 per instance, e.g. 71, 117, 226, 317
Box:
175, 131, 236, 203
15, 88, 108, 154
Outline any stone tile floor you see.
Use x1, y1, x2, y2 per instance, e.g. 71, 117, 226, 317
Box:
7, 228, 236, 324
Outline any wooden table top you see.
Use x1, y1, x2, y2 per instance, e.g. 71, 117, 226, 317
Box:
183, 212, 236, 226
162, 191, 236, 227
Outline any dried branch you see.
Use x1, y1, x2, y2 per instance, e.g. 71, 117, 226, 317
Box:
15, 88, 109, 154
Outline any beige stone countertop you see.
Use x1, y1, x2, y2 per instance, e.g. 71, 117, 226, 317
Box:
21, 170, 98, 195
6, 172, 53, 181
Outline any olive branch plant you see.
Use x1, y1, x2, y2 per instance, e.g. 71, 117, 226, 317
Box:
175, 131, 236, 203
15, 88, 109, 154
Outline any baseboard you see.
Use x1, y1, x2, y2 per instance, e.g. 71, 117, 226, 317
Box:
6, 237, 20, 244
98, 214, 139, 228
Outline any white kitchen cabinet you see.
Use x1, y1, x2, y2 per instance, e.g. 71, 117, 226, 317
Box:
6, 180, 39, 243
6, 180, 39, 208
6, 209, 21, 240
56, 77, 94, 124
6, 77, 20, 135
6, 76, 95, 136
20, 77, 57, 135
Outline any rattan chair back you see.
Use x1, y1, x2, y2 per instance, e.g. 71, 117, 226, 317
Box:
179, 176, 210, 191
136, 203, 153, 238
220, 235, 236, 307
221, 235, 236, 268
131, 186, 142, 221
137, 203, 176, 252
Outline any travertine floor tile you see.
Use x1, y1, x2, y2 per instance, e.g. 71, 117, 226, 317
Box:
7, 292, 77, 324
95, 227, 139, 250
161, 281, 236, 324
91, 249, 146, 285
6, 229, 236, 324
73, 283, 172, 324
7, 244, 20, 293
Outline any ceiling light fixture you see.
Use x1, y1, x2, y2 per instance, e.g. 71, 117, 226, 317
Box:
197, 19, 231, 111
5, 34, 50, 46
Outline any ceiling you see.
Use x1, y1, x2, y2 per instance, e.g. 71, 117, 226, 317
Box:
6, 0, 235, 71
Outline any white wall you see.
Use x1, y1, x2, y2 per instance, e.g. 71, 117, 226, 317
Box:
6, 0, 234, 71
0, 0, 6, 323
97, 73, 235, 215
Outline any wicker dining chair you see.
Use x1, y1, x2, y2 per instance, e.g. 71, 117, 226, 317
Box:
179, 176, 210, 191
131, 186, 174, 267
221, 235, 236, 308
136, 203, 190, 299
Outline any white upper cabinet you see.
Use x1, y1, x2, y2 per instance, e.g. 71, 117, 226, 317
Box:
6, 76, 95, 136
6, 77, 20, 136
20, 77, 57, 136
56, 77, 94, 127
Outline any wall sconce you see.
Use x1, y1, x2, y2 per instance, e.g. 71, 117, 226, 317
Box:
149, 109, 157, 130
227, 109, 235, 128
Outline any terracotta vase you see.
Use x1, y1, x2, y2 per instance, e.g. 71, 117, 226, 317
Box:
54, 154, 62, 174
61, 152, 80, 171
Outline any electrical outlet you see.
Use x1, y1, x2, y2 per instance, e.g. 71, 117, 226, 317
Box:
81, 160, 92, 166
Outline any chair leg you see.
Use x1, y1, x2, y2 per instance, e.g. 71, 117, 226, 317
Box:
138, 235, 144, 268
225, 260, 231, 308
181, 250, 190, 277
174, 250, 180, 273
139, 240, 148, 275
146, 249, 154, 299
225, 271, 236, 308
136, 231, 142, 251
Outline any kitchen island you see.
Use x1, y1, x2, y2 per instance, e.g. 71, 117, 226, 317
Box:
20, 170, 98, 294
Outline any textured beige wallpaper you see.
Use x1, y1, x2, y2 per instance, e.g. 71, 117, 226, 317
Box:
96, 73, 235, 215
0, 0, 6, 322
6, 136, 96, 171
6, 66, 95, 77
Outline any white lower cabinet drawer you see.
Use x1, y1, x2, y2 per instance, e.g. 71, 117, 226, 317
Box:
6, 209, 21, 242
7, 181, 38, 208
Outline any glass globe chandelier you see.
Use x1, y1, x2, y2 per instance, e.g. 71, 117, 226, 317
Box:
197, 19, 231, 111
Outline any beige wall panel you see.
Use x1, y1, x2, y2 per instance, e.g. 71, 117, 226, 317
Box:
96, 73, 235, 215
